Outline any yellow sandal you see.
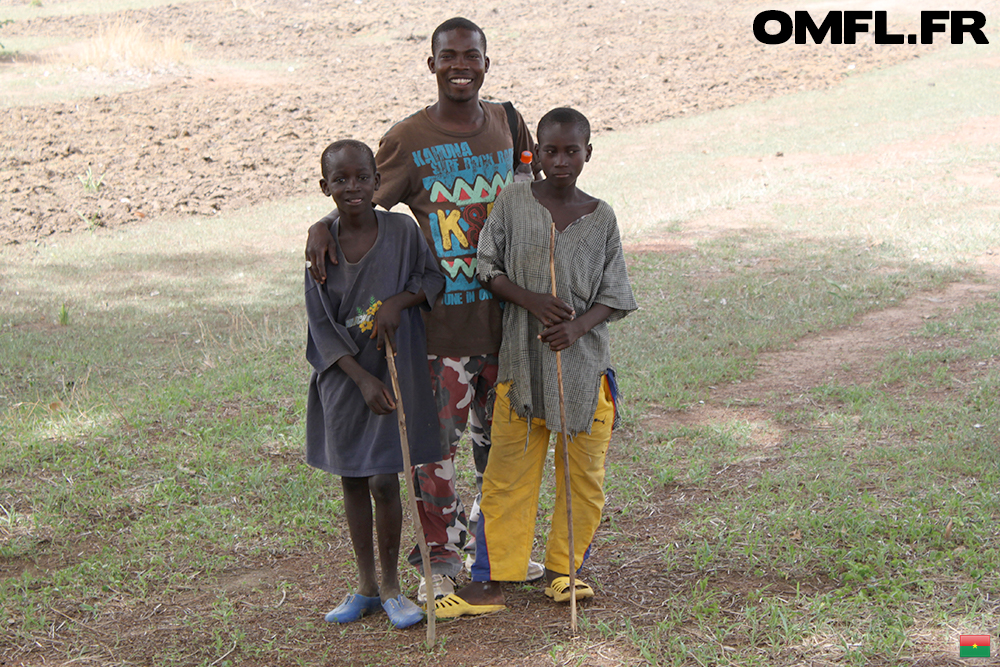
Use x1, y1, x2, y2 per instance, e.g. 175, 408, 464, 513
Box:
433, 593, 505, 618
543, 576, 594, 603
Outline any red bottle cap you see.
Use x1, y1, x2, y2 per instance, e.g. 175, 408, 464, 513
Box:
520, 151, 532, 164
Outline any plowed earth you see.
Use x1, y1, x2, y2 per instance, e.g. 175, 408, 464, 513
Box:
2, 0, 935, 245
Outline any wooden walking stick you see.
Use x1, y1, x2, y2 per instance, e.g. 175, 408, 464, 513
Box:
384, 338, 436, 646
549, 222, 578, 634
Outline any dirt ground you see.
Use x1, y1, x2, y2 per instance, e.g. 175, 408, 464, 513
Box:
0, 0, 940, 246
2, 1, 994, 665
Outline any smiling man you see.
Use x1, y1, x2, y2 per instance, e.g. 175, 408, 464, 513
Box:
305, 17, 538, 603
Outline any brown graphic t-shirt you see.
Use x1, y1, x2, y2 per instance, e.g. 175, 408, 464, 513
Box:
372, 101, 533, 357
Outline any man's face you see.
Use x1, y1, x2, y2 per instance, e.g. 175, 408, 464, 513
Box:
427, 28, 489, 103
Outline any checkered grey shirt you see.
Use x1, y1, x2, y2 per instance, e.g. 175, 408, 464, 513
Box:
477, 182, 637, 437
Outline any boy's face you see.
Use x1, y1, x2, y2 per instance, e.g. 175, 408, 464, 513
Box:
319, 148, 380, 213
535, 123, 592, 185
427, 28, 489, 104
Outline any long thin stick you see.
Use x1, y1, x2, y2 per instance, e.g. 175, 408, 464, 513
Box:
550, 222, 577, 633
385, 338, 436, 646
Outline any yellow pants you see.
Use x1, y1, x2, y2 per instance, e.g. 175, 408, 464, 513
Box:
471, 376, 614, 582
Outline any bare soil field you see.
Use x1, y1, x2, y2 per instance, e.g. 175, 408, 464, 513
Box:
2, 1, 997, 666
1, 0, 939, 245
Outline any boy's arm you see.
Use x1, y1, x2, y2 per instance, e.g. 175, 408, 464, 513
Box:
305, 274, 395, 414
483, 275, 574, 328
538, 303, 616, 352
335, 355, 396, 415
373, 218, 445, 351
591, 209, 638, 323
540, 207, 637, 351
477, 189, 573, 326
304, 275, 358, 374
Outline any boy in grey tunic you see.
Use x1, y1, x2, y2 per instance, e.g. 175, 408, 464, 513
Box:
305, 207, 444, 476
436, 109, 637, 618
304, 140, 444, 629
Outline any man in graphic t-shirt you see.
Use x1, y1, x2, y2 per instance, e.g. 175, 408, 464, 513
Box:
305, 16, 539, 602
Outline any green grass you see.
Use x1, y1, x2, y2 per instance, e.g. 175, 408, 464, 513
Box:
613, 234, 964, 411
0, 64, 149, 107
78, 166, 105, 192
600, 288, 1000, 665
4, 220, 998, 665
0, 54, 300, 107
0, 34, 66, 54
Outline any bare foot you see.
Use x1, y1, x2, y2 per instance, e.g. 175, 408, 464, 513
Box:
378, 582, 401, 604
453, 581, 504, 606
544, 567, 566, 586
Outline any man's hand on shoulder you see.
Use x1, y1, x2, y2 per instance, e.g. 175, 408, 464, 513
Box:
305, 214, 338, 284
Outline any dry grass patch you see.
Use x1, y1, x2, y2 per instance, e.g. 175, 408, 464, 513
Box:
67, 15, 187, 72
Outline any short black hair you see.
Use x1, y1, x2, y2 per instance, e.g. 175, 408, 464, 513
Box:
537, 107, 591, 144
320, 139, 376, 179
431, 17, 487, 56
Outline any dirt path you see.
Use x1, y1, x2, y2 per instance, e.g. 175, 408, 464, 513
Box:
641, 252, 1000, 450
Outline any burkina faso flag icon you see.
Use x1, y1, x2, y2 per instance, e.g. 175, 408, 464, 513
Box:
959, 634, 990, 658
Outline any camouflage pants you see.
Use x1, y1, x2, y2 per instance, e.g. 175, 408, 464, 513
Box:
406, 354, 498, 578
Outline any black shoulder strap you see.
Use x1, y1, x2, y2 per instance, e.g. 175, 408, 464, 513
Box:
502, 101, 519, 169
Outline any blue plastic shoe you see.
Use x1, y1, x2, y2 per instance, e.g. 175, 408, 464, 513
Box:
382, 594, 424, 629
324, 593, 383, 623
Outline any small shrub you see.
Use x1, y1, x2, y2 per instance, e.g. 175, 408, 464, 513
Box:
79, 167, 104, 192
76, 211, 103, 230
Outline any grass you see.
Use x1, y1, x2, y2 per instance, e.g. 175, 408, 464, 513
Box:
77, 15, 188, 72
0, 62, 152, 107
78, 166, 105, 192
0, 14, 191, 107
0, 29, 301, 109
2, 26, 1000, 667
0, 0, 204, 23
613, 232, 965, 411
4, 201, 996, 665
685, 327, 998, 663
0, 18, 12, 58
595, 282, 1000, 664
